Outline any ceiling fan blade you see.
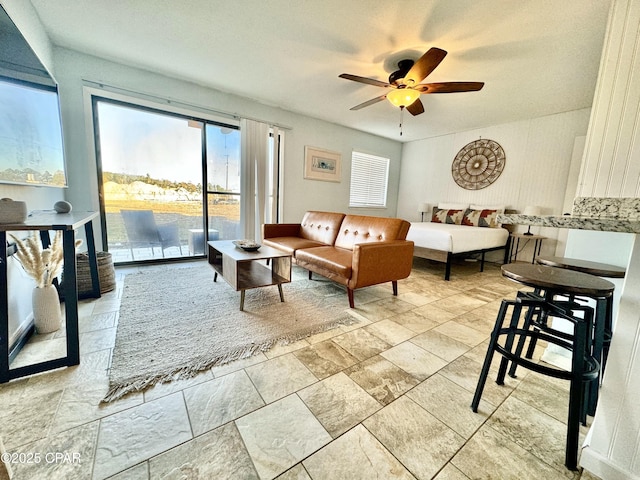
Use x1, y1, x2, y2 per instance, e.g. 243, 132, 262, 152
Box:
350, 94, 387, 111
404, 47, 448, 85
339, 73, 392, 88
415, 82, 485, 94
406, 98, 424, 116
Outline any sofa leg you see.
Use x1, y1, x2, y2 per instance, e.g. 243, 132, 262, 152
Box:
308, 270, 312, 280
347, 289, 355, 308
392, 281, 398, 296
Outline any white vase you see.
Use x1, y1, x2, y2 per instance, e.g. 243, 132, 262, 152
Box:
32, 285, 62, 333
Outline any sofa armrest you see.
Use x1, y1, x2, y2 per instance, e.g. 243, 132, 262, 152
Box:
263, 223, 301, 239
349, 240, 414, 289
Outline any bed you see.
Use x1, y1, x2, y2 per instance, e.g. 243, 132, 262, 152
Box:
407, 203, 513, 280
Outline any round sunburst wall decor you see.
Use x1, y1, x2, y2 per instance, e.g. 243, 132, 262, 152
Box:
451, 138, 505, 190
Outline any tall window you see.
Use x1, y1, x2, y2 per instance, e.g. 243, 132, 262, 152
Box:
94, 99, 206, 262
206, 124, 242, 242
92, 95, 281, 263
349, 151, 390, 208
0, 78, 66, 187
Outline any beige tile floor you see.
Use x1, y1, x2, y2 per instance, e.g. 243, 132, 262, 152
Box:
0, 259, 603, 480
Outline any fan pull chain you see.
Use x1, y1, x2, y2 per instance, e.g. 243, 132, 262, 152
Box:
399, 106, 404, 136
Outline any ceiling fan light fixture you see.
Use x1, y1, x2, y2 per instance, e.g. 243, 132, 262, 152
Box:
340, 47, 483, 116
386, 88, 420, 107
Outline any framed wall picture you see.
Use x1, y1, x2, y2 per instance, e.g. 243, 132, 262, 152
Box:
304, 146, 341, 182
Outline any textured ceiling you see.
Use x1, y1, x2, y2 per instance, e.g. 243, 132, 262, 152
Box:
29, 0, 611, 142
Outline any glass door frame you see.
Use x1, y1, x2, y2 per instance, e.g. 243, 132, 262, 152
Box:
91, 94, 241, 265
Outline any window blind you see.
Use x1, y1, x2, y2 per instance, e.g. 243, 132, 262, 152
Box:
349, 151, 389, 208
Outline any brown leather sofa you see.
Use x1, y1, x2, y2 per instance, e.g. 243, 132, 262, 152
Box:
263, 211, 414, 308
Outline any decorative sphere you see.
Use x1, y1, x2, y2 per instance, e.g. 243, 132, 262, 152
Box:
53, 201, 72, 213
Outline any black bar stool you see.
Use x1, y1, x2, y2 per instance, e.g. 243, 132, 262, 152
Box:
535, 255, 624, 375
503, 262, 615, 416
534, 256, 621, 417
471, 263, 606, 471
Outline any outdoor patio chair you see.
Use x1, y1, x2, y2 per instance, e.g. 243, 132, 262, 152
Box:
120, 209, 181, 259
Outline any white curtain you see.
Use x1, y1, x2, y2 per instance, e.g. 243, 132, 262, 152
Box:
240, 119, 279, 241
269, 125, 280, 224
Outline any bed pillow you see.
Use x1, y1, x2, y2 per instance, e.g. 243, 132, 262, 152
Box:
438, 202, 469, 210
470, 204, 505, 226
469, 203, 505, 214
432, 208, 465, 225
462, 208, 499, 228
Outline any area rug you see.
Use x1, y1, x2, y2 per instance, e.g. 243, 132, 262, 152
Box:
103, 264, 357, 402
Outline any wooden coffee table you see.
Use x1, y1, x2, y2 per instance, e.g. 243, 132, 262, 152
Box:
207, 240, 292, 310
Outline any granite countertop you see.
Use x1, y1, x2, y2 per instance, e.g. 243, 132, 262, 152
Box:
498, 197, 640, 234
497, 213, 640, 234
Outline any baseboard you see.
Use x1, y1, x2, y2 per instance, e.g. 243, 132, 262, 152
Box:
9, 321, 35, 364
581, 445, 640, 480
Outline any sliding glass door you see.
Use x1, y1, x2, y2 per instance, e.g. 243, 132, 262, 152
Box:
205, 124, 241, 246
93, 97, 243, 263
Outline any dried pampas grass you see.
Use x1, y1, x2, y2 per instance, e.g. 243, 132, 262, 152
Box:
10, 232, 82, 288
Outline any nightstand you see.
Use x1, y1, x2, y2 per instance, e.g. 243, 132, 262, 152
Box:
508, 232, 546, 263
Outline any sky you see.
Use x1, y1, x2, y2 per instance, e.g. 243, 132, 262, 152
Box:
97, 101, 240, 191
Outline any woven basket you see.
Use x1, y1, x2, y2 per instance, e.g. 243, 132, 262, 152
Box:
77, 251, 116, 296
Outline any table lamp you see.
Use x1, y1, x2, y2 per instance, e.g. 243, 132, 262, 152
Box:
418, 203, 429, 222
523, 205, 542, 235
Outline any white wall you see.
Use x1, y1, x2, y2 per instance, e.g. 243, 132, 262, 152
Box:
572, 0, 640, 477
576, 3, 640, 199
52, 47, 403, 238
397, 109, 591, 259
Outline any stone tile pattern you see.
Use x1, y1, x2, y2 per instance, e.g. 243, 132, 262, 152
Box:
0, 261, 600, 480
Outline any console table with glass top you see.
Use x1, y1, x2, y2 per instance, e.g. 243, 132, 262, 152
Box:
0, 211, 101, 382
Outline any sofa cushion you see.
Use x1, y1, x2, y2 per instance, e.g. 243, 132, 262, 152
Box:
295, 246, 352, 278
299, 211, 346, 245
334, 215, 410, 250
263, 237, 327, 255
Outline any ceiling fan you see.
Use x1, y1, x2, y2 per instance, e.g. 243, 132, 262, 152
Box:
339, 47, 484, 116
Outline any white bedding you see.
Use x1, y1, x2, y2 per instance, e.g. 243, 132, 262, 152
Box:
407, 222, 509, 254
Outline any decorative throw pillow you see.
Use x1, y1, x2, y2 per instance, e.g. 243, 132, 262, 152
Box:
432, 209, 465, 225
470, 204, 505, 226
462, 209, 498, 227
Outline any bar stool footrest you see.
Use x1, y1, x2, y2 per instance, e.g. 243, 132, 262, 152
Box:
494, 337, 600, 383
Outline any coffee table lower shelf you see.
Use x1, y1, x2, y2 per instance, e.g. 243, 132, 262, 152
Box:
207, 240, 292, 311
